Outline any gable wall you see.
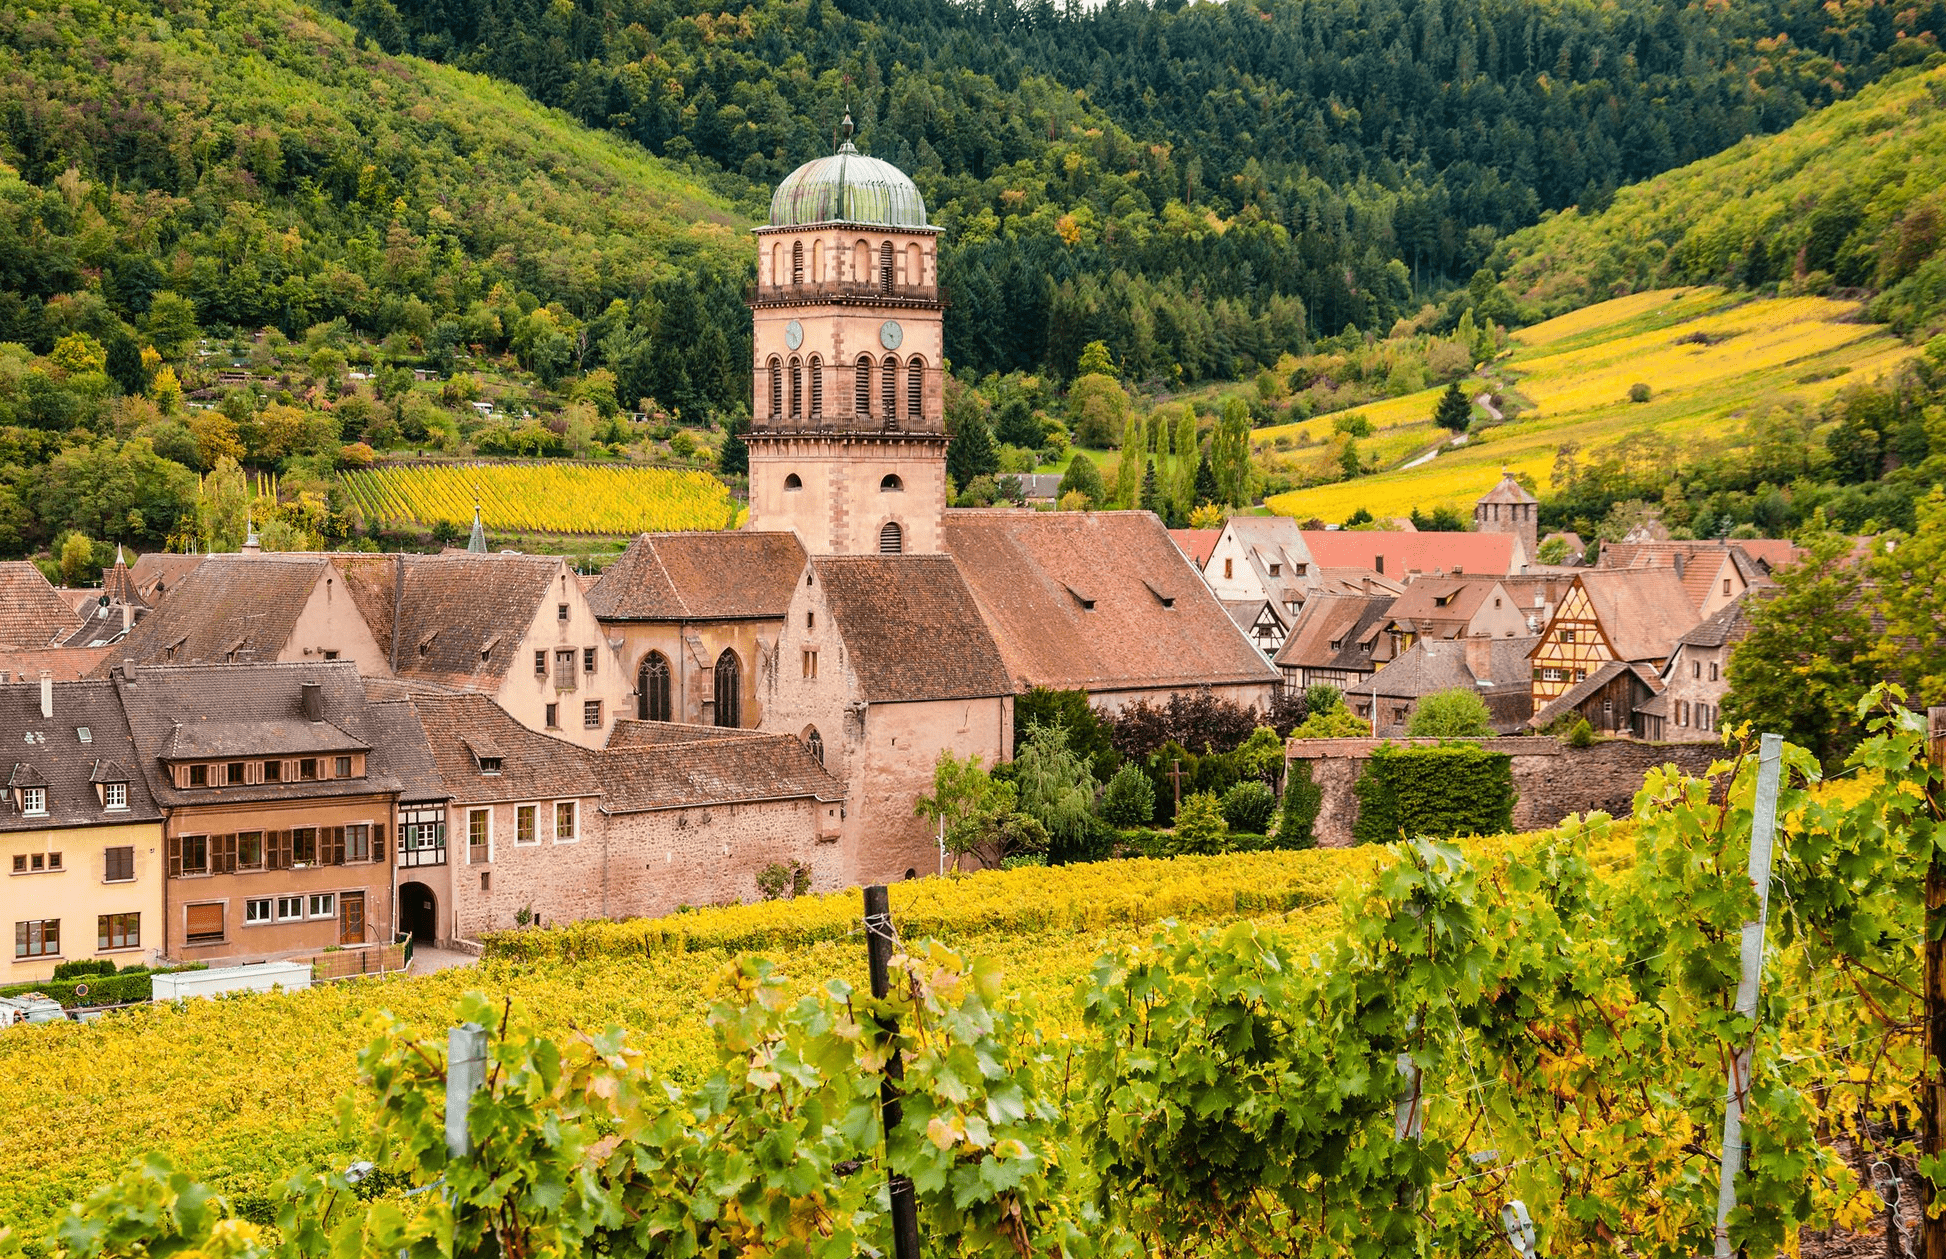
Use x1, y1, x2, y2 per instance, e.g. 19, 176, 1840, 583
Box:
1529, 584, 1614, 711
605, 618, 781, 728
277, 569, 392, 674
491, 564, 632, 748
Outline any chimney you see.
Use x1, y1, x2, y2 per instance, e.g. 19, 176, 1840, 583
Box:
122, 659, 137, 684
300, 680, 324, 722
122, 601, 133, 632
1465, 634, 1494, 683
39, 670, 53, 721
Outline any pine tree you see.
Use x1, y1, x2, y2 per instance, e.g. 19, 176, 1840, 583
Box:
1193, 453, 1219, 506
1138, 458, 1162, 514
718, 416, 749, 477
1059, 452, 1105, 505
1433, 380, 1472, 432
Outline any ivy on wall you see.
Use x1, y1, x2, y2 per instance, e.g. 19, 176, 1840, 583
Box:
1352, 743, 1515, 845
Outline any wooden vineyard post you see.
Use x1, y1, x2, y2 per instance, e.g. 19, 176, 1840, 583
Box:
864, 885, 921, 1259
1926, 707, 1946, 1259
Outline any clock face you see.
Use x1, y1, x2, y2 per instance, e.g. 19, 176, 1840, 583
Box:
879, 320, 903, 350
784, 320, 804, 351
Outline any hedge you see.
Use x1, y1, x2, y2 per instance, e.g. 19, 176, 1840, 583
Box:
1352, 743, 1515, 845
0, 964, 203, 1008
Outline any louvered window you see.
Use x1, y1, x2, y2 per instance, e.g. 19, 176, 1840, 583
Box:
769, 359, 783, 418
882, 356, 899, 421
855, 357, 872, 416
879, 521, 903, 554
907, 358, 924, 419
808, 355, 823, 416
879, 241, 894, 292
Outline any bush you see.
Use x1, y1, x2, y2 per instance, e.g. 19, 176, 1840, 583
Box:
1565, 717, 1597, 749
53, 959, 116, 981
1352, 743, 1515, 845
1099, 763, 1157, 827
1405, 688, 1495, 738
1276, 761, 1323, 850
1170, 791, 1231, 855
1220, 781, 1277, 833
1628, 382, 1652, 403
1048, 814, 1114, 865
1292, 707, 1371, 738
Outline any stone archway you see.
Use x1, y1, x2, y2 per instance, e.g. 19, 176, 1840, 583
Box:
399, 881, 438, 946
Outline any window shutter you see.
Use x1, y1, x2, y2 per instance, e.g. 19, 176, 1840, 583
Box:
269, 830, 292, 871
213, 834, 237, 875
166, 836, 182, 879
184, 902, 224, 942
372, 824, 386, 862
323, 827, 346, 866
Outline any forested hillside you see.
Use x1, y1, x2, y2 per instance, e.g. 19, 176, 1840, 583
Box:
356, 0, 1944, 379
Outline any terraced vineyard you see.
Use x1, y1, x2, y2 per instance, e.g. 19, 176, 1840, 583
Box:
1262, 287, 1917, 522
341, 462, 743, 536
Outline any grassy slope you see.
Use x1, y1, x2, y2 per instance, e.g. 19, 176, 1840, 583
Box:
1263, 288, 1914, 522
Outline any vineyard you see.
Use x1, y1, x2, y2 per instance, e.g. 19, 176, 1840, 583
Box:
1262, 287, 1918, 523
339, 462, 743, 537
13, 705, 1941, 1257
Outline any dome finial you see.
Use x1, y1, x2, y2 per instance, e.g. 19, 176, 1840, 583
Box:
839, 111, 855, 152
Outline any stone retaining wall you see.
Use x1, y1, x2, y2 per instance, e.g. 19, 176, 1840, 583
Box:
1286, 736, 1723, 847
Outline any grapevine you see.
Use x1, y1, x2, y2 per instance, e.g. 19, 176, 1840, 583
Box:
339, 462, 741, 536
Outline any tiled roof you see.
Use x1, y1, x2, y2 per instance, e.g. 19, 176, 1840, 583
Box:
162, 718, 368, 759
392, 553, 563, 687
102, 553, 145, 609
0, 646, 117, 682
1300, 530, 1519, 577
1275, 593, 1396, 672
1529, 660, 1664, 729
126, 553, 205, 603
1370, 636, 1536, 697
813, 553, 1014, 702
1383, 578, 1500, 633
60, 599, 134, 648
1476, 472, 1538, 506
608, 719, 768, 748
1572, 569, 1702, 662
102, 555, 327, 668
1677, 593, 1755, 650
113, 661, 402, 808
0, 562, 85, 650
944, 510, 1278, 694
1599, 539, 1803, 576
408, 691, 602, 805
1220, 599, 1280, 632
594, 732, 843, 812
1167, 529, 1220, 568
365, 700, 448, 803
587, 532, 806, 621
0, 679, 161, 831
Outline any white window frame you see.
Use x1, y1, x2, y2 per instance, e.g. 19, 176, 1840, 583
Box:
308, 893, 337, 920
103, 781, 127, 811
21, 787, 45, 817
276, 895, 305, 922
514, 804, 540, 847
553, 799, 578, 845
465, 807, 493, 865
244, 897, 274, 926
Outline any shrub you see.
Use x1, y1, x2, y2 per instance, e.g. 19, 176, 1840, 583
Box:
1220, 781, 1276, 833
1352, 743, 1515, 845
1628, 382, 1652, 403
53, 959, 116, 981
1405, 688, 1495, 738
1099, 763, 1157, 827
1276, 761, 1323, 849
756, 859, 811, 900
1565, 717, 1597, 749
1171, 791, 1231, 855
1293, 707, 1371, 738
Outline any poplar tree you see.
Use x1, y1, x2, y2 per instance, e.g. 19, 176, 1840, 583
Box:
1113, 417, 1144, 507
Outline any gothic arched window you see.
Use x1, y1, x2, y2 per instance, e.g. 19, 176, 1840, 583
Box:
879, 241, 894, 292
879, 521, 904, 554
789, 356, 802, 418
791, 240, 803, 284
881, 355, 898, 422
637, 652, 671, 722
804, 726, 824, 766
906, 357, 924, 419
713, 649, 741, 728
808, 355, 823, 416
855, 356, 873, 417
768, 358, 782, 419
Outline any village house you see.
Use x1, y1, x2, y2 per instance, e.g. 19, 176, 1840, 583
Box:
944, 510, 1281, 713
1378, 577, 1531, 656
763, 554, 1014, 882
1221, 598, 1289, 659
1297, 526, 1524, 581
585, 531, 807, 728
1342, 636, 1537, 736
1273, 593, 1399, 694
366, 699, 451, 945
1595, 539, 1788, 619
1641, 594, 1753, 742
1, 674, 165, 982
1526, 568, 1702, 732
114, 661, 403, 964
102, 554, 392, 673
1202, 517, 1314, 614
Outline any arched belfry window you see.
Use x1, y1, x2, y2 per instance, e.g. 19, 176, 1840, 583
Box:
879, 241, 894, 292
812, 239, 824, 282
881, 355, 899, 422
791, 240, 803, 284
768, 358, 783, 419
770, 242, 782, 286
713, 650, 741, 728
804, 726, 824, 766
789, 356, 802, 418
808, 354, 823, 416
880, 473, 903, 491
907, 241, 921, 285
784, 473, 803, 490
853, 239, 870, 283
855, 356, 873, 417
879, 521, 904, 554
638, 652, 671, 722
907, 357, 924, 419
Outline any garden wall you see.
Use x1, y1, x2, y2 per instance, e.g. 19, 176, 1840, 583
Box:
1285, 737, 1723, 847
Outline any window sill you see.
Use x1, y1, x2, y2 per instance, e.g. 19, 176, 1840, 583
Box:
13, 955, 63, 964
11, 869, 64, 877
102, 876, 136, 884
183, 939, 228, 948
96, 945, 142, 955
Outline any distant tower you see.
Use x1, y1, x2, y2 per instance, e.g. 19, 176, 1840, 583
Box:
1474, 470, 1538, 565
467, 503, 487, 554
744, 115, 947, 556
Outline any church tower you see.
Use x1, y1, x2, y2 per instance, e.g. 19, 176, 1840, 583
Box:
744, 117, 947, 556
1474, 470, 1539, 566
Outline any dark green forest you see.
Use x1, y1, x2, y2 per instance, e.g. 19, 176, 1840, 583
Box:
361, 0, 1942, 378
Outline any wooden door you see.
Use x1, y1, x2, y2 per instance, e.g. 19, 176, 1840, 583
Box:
338, 892, 365, 945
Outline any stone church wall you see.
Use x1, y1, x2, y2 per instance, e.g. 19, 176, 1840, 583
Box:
1287, 736, 1723, 848
601, 797, 840, 918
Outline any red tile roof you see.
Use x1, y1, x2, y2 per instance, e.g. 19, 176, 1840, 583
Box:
0, 562, 85, 650
1299, 530, 1519, 577
1568, 569, 1702, 662
1167, 528, 1220, 568
587, 532, 806, 621
812, 554, 1014, 703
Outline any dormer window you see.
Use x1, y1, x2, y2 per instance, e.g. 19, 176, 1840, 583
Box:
225, 762, 245, 785
300, 758, 319, 781
478, 756, 503, 775
103, 782, 127, 810
335, 755, 353, 778
263, 760, 282, 782
21, 787, 45, 816
1268, 563, 1281, 577
188, 764, 208, 787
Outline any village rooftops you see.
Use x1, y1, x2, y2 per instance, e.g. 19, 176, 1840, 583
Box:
0, 561, 85, 650
944, 510, 1278, 696
1557, 568, 1704, 663
101, 555, 334, 668
593, 731, 844, 813
1274, 593, 1397, 674
1529, 660, 1665, 729
587, 532, 807, 622
1299, 529, 1521, 578
160, 718, 368, 761
387, 553, 571, 687
0, 678, 160, 832
408, 691, 602, 805
810, 553, 1014, 703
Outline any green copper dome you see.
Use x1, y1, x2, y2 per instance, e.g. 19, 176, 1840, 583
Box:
770, 125, 928, 229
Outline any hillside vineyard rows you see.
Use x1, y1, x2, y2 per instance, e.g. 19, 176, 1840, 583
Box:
338, 463, 742, 535
18, 711, 1943, 1256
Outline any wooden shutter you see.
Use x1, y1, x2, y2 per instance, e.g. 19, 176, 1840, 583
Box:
268, 830, 292, 871
184, 902, 224, 942
166, 836, 182, 878
212, 834, 237, 875
322, 827, 345, 866
372, 823, 386, 862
